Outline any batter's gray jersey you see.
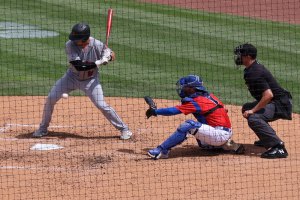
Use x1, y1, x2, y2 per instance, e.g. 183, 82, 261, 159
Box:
66, 37, 112, 80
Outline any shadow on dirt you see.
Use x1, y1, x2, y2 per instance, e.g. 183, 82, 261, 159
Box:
16, 132, 119, 140
140, 143, 266, 159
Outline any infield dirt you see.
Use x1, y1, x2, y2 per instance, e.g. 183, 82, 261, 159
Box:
0, 96, 299, 199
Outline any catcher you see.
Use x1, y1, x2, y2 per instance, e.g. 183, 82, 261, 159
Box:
144, 75, 245, 160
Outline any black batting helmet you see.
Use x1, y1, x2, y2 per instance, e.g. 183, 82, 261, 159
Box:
69, 22, 90, 42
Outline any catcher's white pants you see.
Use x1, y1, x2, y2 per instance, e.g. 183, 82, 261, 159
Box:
190, 124, 232, 147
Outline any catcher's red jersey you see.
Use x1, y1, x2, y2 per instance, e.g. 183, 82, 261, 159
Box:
175, 94, 231, 128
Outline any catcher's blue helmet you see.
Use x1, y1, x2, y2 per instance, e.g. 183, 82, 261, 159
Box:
176, 75, 207, 98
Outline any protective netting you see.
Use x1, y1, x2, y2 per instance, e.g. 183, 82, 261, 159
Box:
0, 0, 299, 199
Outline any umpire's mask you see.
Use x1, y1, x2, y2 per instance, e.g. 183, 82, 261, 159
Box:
234, 43, 257, 66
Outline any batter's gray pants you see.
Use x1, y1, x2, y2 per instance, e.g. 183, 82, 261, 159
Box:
38, 73, 128, 132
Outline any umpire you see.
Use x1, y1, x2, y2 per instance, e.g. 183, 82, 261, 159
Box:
234, 43, 292, 159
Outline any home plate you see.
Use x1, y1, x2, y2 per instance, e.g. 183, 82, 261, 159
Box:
30, 143, 64, 151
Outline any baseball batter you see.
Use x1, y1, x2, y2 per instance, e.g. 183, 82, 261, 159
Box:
145, 75, 245, 159
33, 22, 132, 140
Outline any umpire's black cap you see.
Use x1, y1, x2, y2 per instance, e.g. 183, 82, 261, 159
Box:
69, 22, 90, 42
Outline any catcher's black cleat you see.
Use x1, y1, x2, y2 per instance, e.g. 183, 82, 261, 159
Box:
221, 139, 245, 155
260, 142, 288, 159
254, 140, 264, 147
234, 144, 246, 154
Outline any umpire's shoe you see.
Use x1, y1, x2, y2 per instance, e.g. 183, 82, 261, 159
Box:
148, 146, 169, 160
261, 142, 288, 159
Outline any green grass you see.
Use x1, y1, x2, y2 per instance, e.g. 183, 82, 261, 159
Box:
0, 0, 299, 112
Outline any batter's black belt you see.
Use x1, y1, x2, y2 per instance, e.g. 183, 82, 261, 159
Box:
69, 60, 97, 71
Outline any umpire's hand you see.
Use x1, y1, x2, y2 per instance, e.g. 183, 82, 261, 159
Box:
243, 110, 254, 118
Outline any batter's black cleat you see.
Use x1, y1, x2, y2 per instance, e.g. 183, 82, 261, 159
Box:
260, 142, 288, 159
254, 140, 264, 147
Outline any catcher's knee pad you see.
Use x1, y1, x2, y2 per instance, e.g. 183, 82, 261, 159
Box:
177, 120, 202, 135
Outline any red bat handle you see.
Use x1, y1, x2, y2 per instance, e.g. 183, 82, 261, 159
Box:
106, 8, 113, 47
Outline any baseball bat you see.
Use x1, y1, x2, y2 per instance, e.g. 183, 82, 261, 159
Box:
105, 8, 113, 47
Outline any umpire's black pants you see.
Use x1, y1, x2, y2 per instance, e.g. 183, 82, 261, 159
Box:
242, 101, 283, 149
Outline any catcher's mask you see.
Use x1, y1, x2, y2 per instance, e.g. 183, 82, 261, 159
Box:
176, 75, 207, 98
234, 43, 257, 66
69, 22, 90, 42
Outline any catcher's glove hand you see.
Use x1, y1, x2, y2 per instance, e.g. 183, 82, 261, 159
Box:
144, 96, 157, 119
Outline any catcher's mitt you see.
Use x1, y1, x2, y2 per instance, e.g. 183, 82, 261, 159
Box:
144, 96, 157, 119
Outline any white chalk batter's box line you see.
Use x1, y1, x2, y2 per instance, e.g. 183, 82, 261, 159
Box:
0, 165, 87, 172
0, 123, 102, 133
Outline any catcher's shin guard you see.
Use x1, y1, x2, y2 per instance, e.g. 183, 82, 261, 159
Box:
160, 120, 202, 150
160, 130, 187, 151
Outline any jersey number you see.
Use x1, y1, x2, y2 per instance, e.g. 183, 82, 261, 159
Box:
87, 70, 94, 77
